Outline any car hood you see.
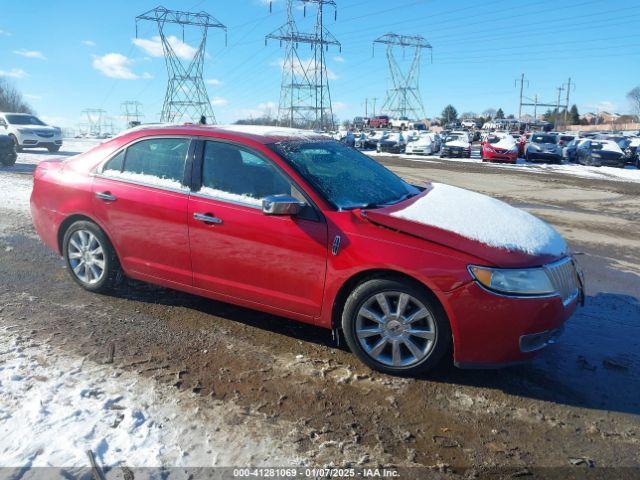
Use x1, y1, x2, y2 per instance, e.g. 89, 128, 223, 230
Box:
14, 124, 58, 132
363, 183, 567, 268
443, 140, 469, 148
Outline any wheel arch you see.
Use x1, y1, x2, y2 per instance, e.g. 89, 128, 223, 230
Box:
330, 268, 449, 331
57, 213, 120, 264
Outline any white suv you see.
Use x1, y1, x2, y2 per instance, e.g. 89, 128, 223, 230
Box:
0, 112, 63, 152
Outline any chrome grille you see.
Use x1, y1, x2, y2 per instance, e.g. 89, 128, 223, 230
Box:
545, 257, 579, 305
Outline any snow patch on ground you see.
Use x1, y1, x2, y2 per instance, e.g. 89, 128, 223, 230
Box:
391, 182, 567, 256
0, 325, 302, 469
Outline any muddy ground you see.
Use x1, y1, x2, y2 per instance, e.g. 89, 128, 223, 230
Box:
1, 144, 639, 477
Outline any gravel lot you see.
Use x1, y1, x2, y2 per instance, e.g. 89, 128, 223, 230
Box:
0, 140, 639, 476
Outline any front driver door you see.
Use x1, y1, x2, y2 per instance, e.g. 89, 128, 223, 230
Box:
187, 140, 328, 321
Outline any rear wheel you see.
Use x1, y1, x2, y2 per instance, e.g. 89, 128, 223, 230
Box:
341, 278, 451, 375
62, 220, 122, 293
9, 135, 22, 152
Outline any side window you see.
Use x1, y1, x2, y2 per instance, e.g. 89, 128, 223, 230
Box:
102, 150, 125, 173
103, 138, 189, 190
200, 141, 302, 207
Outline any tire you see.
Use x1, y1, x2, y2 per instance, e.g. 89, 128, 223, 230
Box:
341, 278, 451, 375
0, 154, 16, 167
62, 220, 123, 293
9, 135, 22, 152
48, 145, 61, 152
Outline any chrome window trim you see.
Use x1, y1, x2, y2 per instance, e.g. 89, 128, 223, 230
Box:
92, 172, 190, 195
189, 190, 262, 210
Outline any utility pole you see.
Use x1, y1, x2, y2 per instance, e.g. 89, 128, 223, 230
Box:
563, 77, 574, 126
363, 98, 368, 117
533, 94, 538, 119
373, 33, 432, 120
136, 7, 227, 124
266, 0, 340, 130
555, 85, 565, 130
515, 73, 529, 120
372, 97, 378, 116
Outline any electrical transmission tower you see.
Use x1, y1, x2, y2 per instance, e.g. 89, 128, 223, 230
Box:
136, 6, 226, 124
121, 101, 144, 128
373, 33, 432, 120
266, 0, 340, 130
81, 109, 107, 136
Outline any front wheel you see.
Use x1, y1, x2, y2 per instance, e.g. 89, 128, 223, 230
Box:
62, 220, 123, 293
48, 145, 61, 152
341, 278, 451, 375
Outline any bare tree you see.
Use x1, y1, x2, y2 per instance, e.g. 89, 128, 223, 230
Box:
627, 86, 640, 117
0, 78, 34, 114
482, 108, 497, 119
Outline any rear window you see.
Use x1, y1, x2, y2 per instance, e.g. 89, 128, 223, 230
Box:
531, 134, 557, 144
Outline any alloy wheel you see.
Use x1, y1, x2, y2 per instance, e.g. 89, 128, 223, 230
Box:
67, 229, 106, 285
355, 291, 436, 367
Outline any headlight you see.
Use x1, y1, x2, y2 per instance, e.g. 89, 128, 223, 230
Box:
17, 128, 32, 134
507, 146, 518, 153
529, 144, 540, 151
591, 152, 602, 158
469, 265, 555, 296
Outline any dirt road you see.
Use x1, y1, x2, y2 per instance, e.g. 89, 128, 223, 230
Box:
1, 143, 639, 476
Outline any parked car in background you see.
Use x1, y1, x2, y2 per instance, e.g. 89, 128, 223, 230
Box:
369, 115, 390, 129
353, 117, 368, 130
354, 132, 378, 150
405, 133, 434, 155
557, 133, 576, 147
376, 132, 406, 153
30, 124, 583, 374
0, 112, 63, 152
0, 132, 17, 166
599, 135, 637, 165
575, 139, 626, 168
390, 117, 412, 130
525, 133, 563, 163
481, 132, 518, 163
440, 133, 471, 158
563, 138, 582, 163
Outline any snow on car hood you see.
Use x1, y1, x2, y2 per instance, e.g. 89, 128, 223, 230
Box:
364, 183, 567, 267
492, 136, 516, 149
444, 139, 469, 148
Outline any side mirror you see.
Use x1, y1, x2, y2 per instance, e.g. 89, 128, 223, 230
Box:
262, 194, 305, 216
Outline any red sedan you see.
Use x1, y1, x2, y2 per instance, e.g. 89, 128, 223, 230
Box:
481, 132, 519, 163
30, 125, 583, 374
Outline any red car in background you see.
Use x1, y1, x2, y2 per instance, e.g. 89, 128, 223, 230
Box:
368, 115, 390, 129
481, 132, 519, 163
30, 125, 583, 374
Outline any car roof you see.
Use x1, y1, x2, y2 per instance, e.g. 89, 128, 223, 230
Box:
114, 123, 330, 144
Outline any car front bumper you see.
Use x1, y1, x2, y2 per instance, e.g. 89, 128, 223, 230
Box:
16, 132, 63, 148
527, 151, 562, 161
444, 280, 581, 367
484, 150, 517, 162
441, 148, 470, 157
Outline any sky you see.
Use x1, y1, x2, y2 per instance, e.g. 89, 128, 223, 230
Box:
1, 0, 639, 130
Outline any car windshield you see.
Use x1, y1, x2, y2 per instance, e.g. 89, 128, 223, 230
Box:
445, 135, 461, 142
272, 140, 420, 210
531, 134, 557, 144
5, 114, 46, 126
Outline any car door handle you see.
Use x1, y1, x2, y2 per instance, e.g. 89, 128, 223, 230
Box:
193, 212, 222, 225
96, 191, 117, 202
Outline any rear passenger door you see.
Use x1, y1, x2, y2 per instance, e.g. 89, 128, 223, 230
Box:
92, 136, 194, 286
187, 140, 328, 320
